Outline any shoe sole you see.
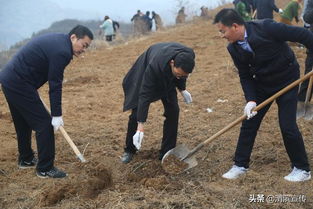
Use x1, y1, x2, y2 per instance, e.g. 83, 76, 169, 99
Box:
18, 165, 35, 169
36, 173, 49, 179
284, 176, 311, 182
36, 172, 68, 179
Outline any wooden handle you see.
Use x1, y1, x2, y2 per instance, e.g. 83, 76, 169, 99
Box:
184, 70, 313, 159
40, 98, 86, 163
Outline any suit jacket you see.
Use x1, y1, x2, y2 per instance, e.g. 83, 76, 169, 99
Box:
227, 19, 313, 101
0, 33, 73, 116
122, 42, 195, 122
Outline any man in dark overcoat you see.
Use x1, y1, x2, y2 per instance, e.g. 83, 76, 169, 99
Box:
121, 42, 195, 163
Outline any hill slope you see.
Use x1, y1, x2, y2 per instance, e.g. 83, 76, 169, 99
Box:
1, 7, 313, 209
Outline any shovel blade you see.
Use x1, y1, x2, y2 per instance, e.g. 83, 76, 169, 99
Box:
296, 101, 305, 119
304, 104, 313, 120
161, 144, 198, 173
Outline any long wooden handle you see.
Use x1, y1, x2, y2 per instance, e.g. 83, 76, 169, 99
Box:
184, 70, 313, 160
40, 98, 86, 163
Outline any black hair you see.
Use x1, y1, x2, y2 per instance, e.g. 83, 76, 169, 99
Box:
174, 52, 195, 73
68, 25, 94, 40
213, 8, 244, 26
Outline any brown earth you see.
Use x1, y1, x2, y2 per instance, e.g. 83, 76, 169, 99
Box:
1, 2, 313, 209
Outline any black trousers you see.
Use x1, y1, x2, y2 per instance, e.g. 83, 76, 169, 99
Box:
124, 92, 179, 158
234, 86, 310, 171
298, 47, 313, 101
2, 86, 55, 172
105, 35, 112, 42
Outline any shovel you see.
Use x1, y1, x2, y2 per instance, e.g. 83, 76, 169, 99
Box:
40, 98, 87, 163
162, 70, 313, 173
297, 72, 313, 120
303, 75, 313, 120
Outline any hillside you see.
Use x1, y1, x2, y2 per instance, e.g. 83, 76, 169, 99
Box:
1, 2, 313, 209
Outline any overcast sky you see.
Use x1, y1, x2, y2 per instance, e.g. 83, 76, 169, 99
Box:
49, 0, 232, 24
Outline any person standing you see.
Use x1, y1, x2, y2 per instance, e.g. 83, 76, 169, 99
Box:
280, 0, 303, 25
121, 42, 195, 163
200, 6, 210, 19
235, 0, 252, 21
131, 10, 144, 35
152, 11, 164, 31
213, 8, 311, 182
142, 11, 153, 33
0, 25, 93, 178
254, 0, 283, 19
112, 20, 120, 39
176, 7, 187, 24
99, 16, 114, 42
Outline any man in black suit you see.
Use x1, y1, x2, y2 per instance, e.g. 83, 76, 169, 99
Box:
214, 8, 311, 182
0, 25, 93, 178
121, 42, 195, 163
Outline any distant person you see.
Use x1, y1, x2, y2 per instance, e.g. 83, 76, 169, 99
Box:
235, 0, 252, 21
112, 20, 120, 39
152, 11, 164, 31
176, 7, 187, 24
200, 6, 210, 19
233, 0, 255, 14
214, 8, 312, 182
280, 0, 303, 25
121, 42, 195, 163
131, 10, 144, 35
0, 25, 93, 178
100, 16, 114, 42
142, 11, 153, 33
254, 0, 283, 19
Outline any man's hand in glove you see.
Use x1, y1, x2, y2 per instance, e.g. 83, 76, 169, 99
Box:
180, 90, 192, 104
51, 116, 64, 131
244, 101, 257, 120
133, 122, 144, 150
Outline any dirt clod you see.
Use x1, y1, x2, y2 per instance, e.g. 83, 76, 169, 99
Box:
161, 154, 188, 174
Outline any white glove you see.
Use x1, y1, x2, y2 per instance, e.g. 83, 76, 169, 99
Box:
180, 90, 192, 104
279, 8, 283, 14
51, 116, 64, 131
133, 130, 144, 150
244, 101, 257, 120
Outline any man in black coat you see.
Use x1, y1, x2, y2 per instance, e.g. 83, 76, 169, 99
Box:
214, 9, 311, 182
121, 42, 195, 163
254, 0, 282, 19
0, 25, 93, 178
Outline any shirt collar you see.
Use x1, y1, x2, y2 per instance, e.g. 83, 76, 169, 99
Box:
237, 30, 248, 44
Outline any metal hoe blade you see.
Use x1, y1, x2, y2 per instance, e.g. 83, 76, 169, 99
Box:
161, 144, 198, 173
